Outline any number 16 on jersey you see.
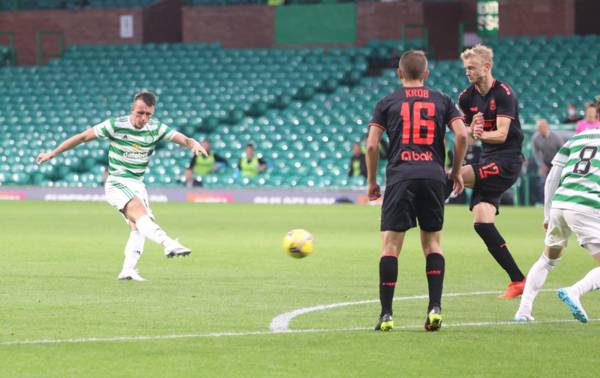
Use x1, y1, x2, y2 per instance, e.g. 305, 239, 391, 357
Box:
401, 102, 436, 145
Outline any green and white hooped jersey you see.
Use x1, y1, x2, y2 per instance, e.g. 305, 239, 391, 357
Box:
93, 116, 176, 181
551, 128, 600, 215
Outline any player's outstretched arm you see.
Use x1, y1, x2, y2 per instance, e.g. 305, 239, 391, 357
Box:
366, 126, 383, 200
171, 132, 208, 157
36, 128, 97, 164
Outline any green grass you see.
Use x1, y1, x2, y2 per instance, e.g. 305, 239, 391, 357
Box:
1, 202, 598, 377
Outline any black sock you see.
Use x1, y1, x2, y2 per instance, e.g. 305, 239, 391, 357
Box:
379, 256, 398, 316
426, 253, 445, 312
474, 223, 525, 282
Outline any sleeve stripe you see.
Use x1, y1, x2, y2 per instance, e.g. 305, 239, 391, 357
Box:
369, 122, 385, 130
448, 116, 463, 125
497, 114, 515, 120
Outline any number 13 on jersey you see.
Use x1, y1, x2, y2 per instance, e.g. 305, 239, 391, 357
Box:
401, 102, 436, 145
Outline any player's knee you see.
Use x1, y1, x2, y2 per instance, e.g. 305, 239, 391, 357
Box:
543, 244, 563, 260
123, 198, 147, 222
421, 236, 441, 255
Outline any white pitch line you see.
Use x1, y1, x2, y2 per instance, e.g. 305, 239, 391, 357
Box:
0, 317, 595, 347
0, 289, 577, 347
269, 289, 548, 332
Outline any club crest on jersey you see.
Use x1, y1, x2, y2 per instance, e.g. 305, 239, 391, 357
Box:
489, 99, 496, 111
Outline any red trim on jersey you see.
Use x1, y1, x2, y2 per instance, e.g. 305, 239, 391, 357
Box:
369, 122, 385, 130
497, 114, 514, 120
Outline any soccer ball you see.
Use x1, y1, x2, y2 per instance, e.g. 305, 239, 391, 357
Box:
283, 229, 314, 258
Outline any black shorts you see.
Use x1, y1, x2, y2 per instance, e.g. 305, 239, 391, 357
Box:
381, 179, 445, 232
470, 158, 523, 213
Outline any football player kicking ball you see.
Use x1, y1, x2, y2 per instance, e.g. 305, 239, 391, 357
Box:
37, 91, 207, 281
367, 50, 468, 331
456, 44, 527, 298
515, 105, 600, 323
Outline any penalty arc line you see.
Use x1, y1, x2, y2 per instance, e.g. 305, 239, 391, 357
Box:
269, 289, 558, 332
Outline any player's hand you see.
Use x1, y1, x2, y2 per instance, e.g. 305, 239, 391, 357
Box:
367, 182, 381, 201
36, 151, 54, 164
543, 223, 548, 231
450, 171, 464, 196
472, 112, 484, 139
192, 142, 208, 157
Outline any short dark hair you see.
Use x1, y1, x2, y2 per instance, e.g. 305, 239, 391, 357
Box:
246, 143, 255, 148
399, 50, 428, 80
133, 91, 156, 107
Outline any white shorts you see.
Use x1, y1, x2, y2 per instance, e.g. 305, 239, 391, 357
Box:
105, 176, 154, 220
545, 208, 600, 255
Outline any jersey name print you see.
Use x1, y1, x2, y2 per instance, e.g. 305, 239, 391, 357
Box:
369, 86, 462, 186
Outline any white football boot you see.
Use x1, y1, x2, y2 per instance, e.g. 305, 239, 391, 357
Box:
164, 239, 192, 258
117, 269, 146, 282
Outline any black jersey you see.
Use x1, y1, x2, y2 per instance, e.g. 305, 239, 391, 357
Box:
369, 86, 462, 186
458, 80, 523, 160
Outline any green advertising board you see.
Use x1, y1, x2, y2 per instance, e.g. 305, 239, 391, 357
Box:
275, 4, 357, 45
477, 0, 499, 37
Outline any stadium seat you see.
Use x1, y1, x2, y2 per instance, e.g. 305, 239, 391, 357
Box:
0, 36, 594, 191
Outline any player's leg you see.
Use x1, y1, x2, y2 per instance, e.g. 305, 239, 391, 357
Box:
470, 160, 526, 297
124, 196, 191, 258
472, 202, 526, 297
557, 211, 600, 322
374, 231, 405, 331
417, 179, 445, 331
118, 222, 146, 281
461, 164, 476, 188
514, 245, 562, 321
374, 180, 415, 331
559, 250, 600, 323
445, 165, 476, 199
421, 232, 444, 331
516, 208, 569, 320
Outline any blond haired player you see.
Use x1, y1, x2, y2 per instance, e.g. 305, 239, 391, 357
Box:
455, 44, 527, 298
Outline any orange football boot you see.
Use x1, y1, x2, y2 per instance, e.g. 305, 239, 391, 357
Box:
498, 279, 526, 299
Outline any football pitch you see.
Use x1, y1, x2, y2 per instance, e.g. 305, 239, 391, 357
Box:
1, 201, 598, 377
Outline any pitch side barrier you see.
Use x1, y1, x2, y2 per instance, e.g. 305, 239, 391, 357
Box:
0, 187, 377, 205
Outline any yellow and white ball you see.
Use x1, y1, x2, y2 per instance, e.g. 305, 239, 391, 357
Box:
283, 229, 314, 258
